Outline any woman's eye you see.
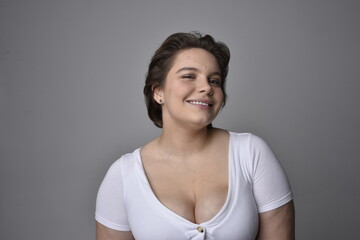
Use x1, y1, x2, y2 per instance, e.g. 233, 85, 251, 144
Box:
182, 75, 195, 79
209, 79, 221, 86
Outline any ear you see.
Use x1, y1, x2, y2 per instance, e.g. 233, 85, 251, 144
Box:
152, 85, 164, 104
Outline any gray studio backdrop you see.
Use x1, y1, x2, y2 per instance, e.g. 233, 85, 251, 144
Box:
1, 0, 359, 239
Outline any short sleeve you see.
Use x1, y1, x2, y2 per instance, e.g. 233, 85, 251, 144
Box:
95, 158, 131, 231
248, 134, 293, 213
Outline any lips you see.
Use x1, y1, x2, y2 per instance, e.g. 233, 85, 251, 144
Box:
186, 100, 214, 107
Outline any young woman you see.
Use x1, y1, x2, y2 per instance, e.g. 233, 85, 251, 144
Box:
95, 32, 295, 240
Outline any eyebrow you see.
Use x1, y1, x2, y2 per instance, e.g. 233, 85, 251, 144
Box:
176, 67, 221, 76
176, 67, 199, 73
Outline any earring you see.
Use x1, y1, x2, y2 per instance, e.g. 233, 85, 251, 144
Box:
159, 99, 163, 104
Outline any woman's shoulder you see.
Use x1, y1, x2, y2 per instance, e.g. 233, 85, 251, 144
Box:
211, 127, 230, 138
226, 130, 261, 140
214, 128, 251, 136
225, 130, 271, 151
217, 129, 251, 141
210, 128, 261, 146
107, 148, 141, 171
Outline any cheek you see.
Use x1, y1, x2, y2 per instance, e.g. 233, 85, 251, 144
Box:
167, 82, 193, 97
216, 89, 224, 101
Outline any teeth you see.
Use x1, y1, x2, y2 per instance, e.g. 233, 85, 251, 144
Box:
189, 101, 210, 106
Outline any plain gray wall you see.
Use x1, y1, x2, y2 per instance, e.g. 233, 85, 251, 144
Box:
1, 0, 359, 239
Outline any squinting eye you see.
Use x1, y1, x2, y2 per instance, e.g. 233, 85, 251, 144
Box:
182, 75, 195, 79
209, 79, 221, 86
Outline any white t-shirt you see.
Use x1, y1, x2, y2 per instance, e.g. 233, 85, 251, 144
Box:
95, 132, 293, 240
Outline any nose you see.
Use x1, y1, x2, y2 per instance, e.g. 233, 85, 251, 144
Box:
198, 78, 213, 95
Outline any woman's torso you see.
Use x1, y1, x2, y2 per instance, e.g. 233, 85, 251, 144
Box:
140, 128, 230, 224
120, 131, 259, 240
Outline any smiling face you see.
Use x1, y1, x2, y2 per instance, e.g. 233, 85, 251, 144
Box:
154, 48, 224, 129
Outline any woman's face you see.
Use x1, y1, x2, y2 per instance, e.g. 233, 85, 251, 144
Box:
154, 48, 224, 129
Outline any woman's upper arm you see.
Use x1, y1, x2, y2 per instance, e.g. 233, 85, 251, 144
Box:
96, 221, 134, 240
96, 159, 132, 238
256, 200, 295, 240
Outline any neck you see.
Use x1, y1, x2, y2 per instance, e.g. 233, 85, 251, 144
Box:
158, 124, 213, 157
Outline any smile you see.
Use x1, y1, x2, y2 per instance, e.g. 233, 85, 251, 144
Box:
187, 100, 213, 107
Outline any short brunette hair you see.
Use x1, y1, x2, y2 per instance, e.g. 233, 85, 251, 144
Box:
143, 32, 230, 128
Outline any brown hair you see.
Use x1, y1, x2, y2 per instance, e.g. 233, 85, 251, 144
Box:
143, 32, 230, 128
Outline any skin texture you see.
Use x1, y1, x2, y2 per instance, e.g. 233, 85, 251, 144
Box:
96, 48, 295, 240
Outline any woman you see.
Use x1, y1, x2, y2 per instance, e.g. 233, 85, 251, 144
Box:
95, 32, 295, 240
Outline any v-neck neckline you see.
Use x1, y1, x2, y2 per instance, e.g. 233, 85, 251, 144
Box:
135, 131, 234, 228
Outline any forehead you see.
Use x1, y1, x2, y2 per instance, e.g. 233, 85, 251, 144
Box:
170, 48, 220, 71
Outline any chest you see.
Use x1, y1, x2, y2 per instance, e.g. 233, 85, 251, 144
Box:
125, 146, 260, 240
142, 150, 229, 224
